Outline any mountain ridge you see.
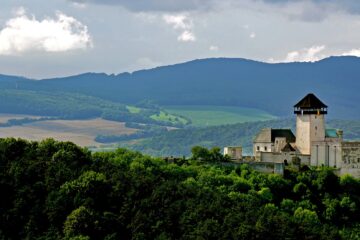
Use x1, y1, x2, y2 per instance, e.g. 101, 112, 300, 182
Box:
1, 56, 359, 119
5, 56, 357, 80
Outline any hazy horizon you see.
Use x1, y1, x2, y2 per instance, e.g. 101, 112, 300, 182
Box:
1, 0, 360, 78
2, 55, 359, 80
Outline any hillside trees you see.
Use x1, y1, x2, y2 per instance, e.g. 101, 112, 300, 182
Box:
122, 118, 360, 157
0, 138, 360, 239
0, 90, 187, 126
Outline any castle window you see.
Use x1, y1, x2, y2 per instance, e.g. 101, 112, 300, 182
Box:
315, 126, 317, 130
358, 158, 360, 163
257, 146, 260, 151
264, 146, 267, 151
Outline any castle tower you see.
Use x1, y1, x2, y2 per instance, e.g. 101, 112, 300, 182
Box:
294, 93, 327, 155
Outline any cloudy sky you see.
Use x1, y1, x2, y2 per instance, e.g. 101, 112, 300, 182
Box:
1, 0, 360, 78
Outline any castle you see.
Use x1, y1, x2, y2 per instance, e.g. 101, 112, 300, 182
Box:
253, 93, 360, 177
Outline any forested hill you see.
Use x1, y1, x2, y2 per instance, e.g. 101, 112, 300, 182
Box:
1, 56, 360, 119
120, 118, 360, 157
0, 138, 360, 239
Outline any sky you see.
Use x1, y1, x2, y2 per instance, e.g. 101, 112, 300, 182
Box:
1, 0, 360, 78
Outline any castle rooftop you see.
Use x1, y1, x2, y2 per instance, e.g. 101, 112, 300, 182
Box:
294, 93, 327, 114
254, 128, 296, 143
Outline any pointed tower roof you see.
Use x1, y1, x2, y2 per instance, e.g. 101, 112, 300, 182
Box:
294, 93, 327, 109
281, 142, 296, 152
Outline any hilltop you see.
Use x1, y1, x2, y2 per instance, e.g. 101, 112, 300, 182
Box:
1, 56, 359, 119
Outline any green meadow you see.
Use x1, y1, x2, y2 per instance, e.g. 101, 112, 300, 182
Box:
150, 111, 189, 125
165, 105, 277, 126
126, 105, 141, 113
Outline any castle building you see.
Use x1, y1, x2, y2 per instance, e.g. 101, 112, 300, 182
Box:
224, 146, 242, 160
253, 93, 360, 177
253, 129, 296, 158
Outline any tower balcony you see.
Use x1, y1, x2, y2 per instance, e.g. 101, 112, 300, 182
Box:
294, 107, 327, 115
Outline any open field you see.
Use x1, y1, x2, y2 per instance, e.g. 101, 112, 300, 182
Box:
164, 105, 277, 126
126, 105, 141, 113
0, 118, 137, 147
150, 111, 189, 125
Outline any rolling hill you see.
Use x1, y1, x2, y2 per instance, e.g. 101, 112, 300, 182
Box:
116, 118, 360, 157
1, 56, 359, 119
0, 89, 188, 126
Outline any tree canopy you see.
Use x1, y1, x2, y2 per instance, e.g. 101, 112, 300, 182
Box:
0, 138, 359, 239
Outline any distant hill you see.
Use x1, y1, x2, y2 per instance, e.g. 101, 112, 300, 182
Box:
0, 89, 188, 126
117, 118, 360, 157
1, 56, 360, 119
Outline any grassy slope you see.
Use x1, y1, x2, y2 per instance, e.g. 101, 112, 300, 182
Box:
126, 106, 141, 113
165, 105, 277, 126
150, 111, 189, 125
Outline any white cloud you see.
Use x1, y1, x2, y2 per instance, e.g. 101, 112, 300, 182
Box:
72, 2, 87, 9
0, 8, 92, 55
284, 45, 326, 62
250, 32, 256, 38
177, 30, 196, 42
209, 45, 219, 51
163, 14, 192, 29
163, 14, 196, 42
270, 46, 360, 63
341, 49, 360, 57
14, 6, 26, 16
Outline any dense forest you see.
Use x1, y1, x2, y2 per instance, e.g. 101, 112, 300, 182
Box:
0, 138, 359, 239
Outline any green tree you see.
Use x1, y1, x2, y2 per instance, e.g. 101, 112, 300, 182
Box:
63, 206, 95, 239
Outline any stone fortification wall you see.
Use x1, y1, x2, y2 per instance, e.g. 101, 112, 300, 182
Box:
341, 142, 360, 167
260, 152, 310, 165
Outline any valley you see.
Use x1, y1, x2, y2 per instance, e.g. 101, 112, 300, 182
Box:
0, 56, 359, 156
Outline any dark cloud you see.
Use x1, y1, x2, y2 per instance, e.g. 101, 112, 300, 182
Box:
259, 0, 360, 22
69, 0, 360, 16
329, 0, 360, 14
262, 0, 360, 13
70, 0, 216, 12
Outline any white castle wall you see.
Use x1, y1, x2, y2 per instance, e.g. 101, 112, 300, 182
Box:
253, 143, 273, 160
296, 114, 325, 155
310, 140, 341, 167
224, 146, 242, 160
